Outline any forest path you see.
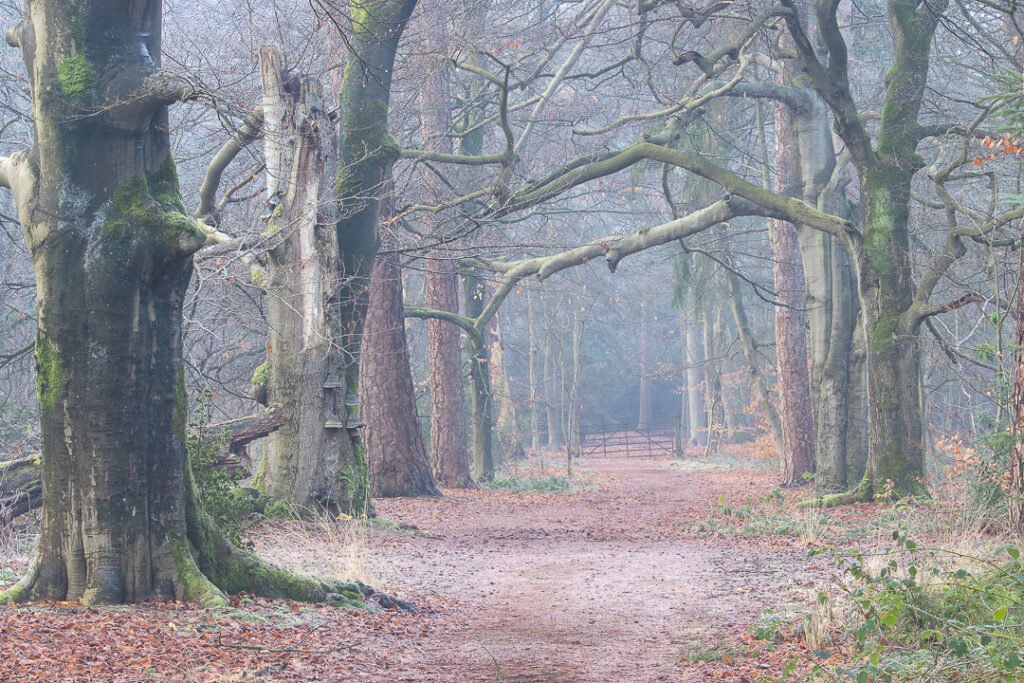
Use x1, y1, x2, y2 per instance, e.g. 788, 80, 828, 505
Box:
366, 455, 825, 681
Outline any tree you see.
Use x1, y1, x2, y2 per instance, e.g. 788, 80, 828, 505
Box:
0, 0, 385, 607
360, 210, 440, 498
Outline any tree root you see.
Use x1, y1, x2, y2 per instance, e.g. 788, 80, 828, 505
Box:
2, 468, 411, 612
799, 472, 872, 508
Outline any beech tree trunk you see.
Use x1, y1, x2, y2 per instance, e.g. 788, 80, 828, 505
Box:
463, 269, 494, 480
488, 309, 525, 462
685, 311, 707, 446
528, 290, 544, 452
543, 302, 565, 451
725, 271, 785, 460
0, 2, 377, 607
254, 48, 371, 517
361, 226, 440, 498
637, 297, 653, 432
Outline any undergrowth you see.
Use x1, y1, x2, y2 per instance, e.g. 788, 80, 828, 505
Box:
806, 533, 1024, 682
188, 389, 255, 548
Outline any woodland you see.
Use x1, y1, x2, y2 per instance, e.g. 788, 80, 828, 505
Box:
3, 0, 1024, 680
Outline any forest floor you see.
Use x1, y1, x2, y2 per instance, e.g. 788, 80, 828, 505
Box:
0, 447, 866, 682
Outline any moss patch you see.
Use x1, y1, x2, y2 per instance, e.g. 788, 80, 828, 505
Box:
36, 336, 66, 414
101, 169, 204, 244
57, 54, 97, 101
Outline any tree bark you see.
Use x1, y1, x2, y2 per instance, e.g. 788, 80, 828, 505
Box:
0, 3, 378, 607
543, 301, 565, 451
770, 99, 817, 486
3, 406, 290, 519
637, 297, 653, 432
528, 290, 544, 452
685, 308, 707, 446
1009, 222, 1024, 532
463, 269, 494, 480
361, 227, 440, 498
255, 47, 371, 517
419, 0, 473, 487
332, 0, 418, 500
725, 272, 785, 461
488, 309, 525, 462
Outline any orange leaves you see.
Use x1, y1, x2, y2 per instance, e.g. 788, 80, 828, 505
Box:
973, 134, 1023, 167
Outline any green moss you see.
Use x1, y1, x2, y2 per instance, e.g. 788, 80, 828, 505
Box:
335, 438, 371, 517
251, 362, 269, 391
173, 540, 229, 608
337, 100, 400, 203
101, 170, 204, 244
0, 582, 28, 605
57, 54, 97, 101
871, 314, 900, 353
36, 336, 66, 415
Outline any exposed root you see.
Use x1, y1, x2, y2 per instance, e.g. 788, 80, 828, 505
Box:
800, 473, 872, 508
184, 466, 410, 610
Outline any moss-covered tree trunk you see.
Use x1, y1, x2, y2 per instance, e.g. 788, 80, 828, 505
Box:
0, 1, 376, 607
859, 168, 925, 496
327, 0, 417, 505
253, 47, 371, 516
463, 269, 494, 480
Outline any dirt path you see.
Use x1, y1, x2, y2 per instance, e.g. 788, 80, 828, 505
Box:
360, 455, 825, 681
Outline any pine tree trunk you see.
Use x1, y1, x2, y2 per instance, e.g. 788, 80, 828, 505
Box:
770, 100, 816, 485
419, 0, 473, 487
361, 239, 440, 497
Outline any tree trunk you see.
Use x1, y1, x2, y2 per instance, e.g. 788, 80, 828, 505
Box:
543, 302, 565, 451
1009, 222, 1024, 532
637, 297, 652, 432
419, 0, 473, 487
254, 48, 371, 517
703, 300, 725, 458
361, 225, 440, 498
725, 271, 785, 461
488, 309, 525, 462
4, 406, 290, 519
0, 4, 378, 607
685, 310, 707, 446
770, 99, 817, 485
463, 269, 494, 480
528, 290, 544, 452
332, 0, 418, 501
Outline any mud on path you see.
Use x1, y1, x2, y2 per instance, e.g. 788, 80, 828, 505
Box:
355, 455, 827, 681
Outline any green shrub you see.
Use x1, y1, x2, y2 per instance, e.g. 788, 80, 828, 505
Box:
813, 532, 1024, 681
187, 389, 254, 547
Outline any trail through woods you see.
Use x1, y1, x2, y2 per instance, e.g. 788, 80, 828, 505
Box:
0, 451, 829, 681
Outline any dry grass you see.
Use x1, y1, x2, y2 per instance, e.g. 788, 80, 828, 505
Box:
249, 512, 390, 591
